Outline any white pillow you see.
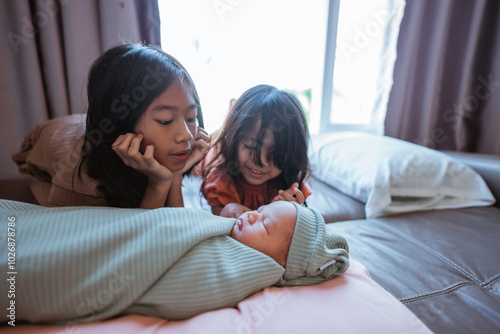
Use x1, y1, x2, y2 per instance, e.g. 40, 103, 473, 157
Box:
307, 176, 366, 223
309, 132, 496, 217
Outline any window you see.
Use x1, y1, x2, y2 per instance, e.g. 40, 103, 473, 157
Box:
158, 0, 404, 135
158, 0, 328, 134
321, 0, 405, 134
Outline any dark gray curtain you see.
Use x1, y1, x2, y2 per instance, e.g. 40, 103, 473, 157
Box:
385, 0, 500, 155
0, 0, 161, 179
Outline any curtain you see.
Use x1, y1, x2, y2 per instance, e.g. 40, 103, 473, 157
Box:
0, 0, 161, 179
384, 0, 500, 155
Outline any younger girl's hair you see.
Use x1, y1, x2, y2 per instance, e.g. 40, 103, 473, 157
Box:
78, 43, 203, 208
202, 84, 310, 203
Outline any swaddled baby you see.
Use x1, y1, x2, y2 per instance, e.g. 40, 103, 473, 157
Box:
0, 200, 348, 324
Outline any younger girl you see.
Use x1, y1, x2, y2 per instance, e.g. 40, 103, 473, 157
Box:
80, 43, 210, 209
199, 84, 311, 216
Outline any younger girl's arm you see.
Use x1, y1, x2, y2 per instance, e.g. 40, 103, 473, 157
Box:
211, 206, 224, 216
219, 203, 252, 218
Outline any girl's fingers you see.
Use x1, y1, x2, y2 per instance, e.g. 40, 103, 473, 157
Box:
110, 134, 172, 182
112, 134, 125, 147
274, 185, 305, 204
196, 128, 211, 141
191, 129, 210, 151
112, 133, 145, 167
279, 190, 295, 202
293, 188, 305, 204
143, 145, 156, 166
282, 183, 298, 197
114, 133, 135, 149
128, 134, 143, 157
112, 133, 137, 164
112, 135, 131, 164
193, 138, 210, 150
272, 195, 284, 202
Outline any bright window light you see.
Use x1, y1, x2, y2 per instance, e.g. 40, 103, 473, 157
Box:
158, 0, 328, 134
158, 0, 404, 135
325, 0, 405, 134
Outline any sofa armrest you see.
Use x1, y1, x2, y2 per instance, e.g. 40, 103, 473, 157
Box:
442, 151, 500, 208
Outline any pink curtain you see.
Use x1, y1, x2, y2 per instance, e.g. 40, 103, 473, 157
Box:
0, 0, 160, 179
385, 0, 500, 155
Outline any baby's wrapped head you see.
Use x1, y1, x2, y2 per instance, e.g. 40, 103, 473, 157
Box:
282, 202, 349, 285
230, 201, 349, 285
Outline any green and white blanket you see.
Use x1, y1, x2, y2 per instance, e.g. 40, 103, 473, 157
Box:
0, 200, 285, 323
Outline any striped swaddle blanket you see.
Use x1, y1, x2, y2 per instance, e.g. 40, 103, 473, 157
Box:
0, 200, 284, 324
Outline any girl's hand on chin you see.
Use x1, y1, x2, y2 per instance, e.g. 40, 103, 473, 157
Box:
112, 133, 173, 184
179, 127, 211, 175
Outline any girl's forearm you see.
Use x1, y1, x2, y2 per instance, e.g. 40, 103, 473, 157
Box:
140, 180, 172, 209
165, 174, 184, 207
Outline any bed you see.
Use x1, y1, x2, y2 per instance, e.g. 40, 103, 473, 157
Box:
1, 119, 499, 333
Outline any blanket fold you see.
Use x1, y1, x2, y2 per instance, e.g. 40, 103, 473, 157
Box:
0, 200, 283, 323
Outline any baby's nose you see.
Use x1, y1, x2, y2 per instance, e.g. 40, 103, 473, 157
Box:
247, 212, 258, 224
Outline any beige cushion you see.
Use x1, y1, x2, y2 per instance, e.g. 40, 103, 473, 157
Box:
12, 114, 107, 207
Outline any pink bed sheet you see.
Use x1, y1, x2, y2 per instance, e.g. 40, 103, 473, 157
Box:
1, 260, 432, 334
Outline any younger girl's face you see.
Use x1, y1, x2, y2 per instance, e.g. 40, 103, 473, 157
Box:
237, 120, 281, 186
134, 81, 198, 173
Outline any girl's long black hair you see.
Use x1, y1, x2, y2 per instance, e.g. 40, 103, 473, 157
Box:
78, 43, 203, 208
201, 84, 310, 204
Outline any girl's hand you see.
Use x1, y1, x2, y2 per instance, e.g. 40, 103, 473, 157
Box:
178, 127, 211, 175
112, 133, 173, 184
272, 182, 305, 205
220, 203, 252, 218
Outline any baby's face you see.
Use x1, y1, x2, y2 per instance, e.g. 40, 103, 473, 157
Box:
230, 201, 297, 267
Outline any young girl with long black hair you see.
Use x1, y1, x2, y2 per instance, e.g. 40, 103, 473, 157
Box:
198, 84, 311, 217
79, 43, 210, 208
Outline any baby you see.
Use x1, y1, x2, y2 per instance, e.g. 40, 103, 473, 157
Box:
229, 201, 350, 284
0, 200, 349, 323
